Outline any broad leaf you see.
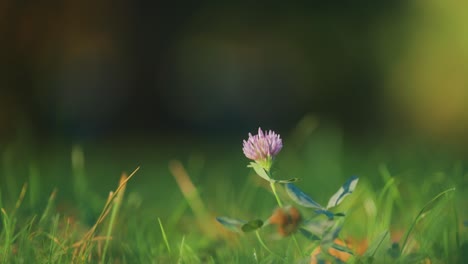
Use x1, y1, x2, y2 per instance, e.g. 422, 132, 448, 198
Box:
241, 219, 264, 232
321, 221, 343, 248
285, 183, 323, 209
216, 216, 246, 232
326, 176, 359, 209
317, 220, 352, 260
315, 209, 337, 220
247, 162, 271, 181
301, 219, 334, 236
273, 178, 301, 184
298, 227, 320, 241
331, 243, 354, 255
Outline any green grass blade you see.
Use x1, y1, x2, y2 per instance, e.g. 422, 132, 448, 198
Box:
28, 163, 41, 209
254, 230, 284, 260
158, 217, 171, 253
364, 230, 389, 259
101, 192, 121, 263
39, 189, 57, 226
401, 187, 456, 254
1, 208, 12, 263
178, 235, 185, 264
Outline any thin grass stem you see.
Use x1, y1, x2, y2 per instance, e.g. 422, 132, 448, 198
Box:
401, 187, 455, 253
178, 235, 185, 264
255, 230, 283, 260
1, 208, 11, 263
159, 217, 171, 253
291, 235, 304, 257
267, 171, 304, 257
101, 194, 119, 263
269, 181, 283, 208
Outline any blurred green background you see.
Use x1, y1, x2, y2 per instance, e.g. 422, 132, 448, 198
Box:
1, 3, 468, 263
1, 1, 468, 196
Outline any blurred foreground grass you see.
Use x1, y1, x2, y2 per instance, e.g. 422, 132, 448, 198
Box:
0, 126, 467, 263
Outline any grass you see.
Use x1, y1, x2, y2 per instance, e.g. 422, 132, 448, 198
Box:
0, 129, 467, 263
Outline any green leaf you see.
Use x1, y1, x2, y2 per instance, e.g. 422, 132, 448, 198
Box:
241, 219, 264, 232
301, 219, 334, 236
321, 220, 345, 250
273, 178, 301, 184
331, 243, 354, 255
216, 216, 246, 232
326, 176, 359, 209
314, 209, 336, 220
248, 162, 271, 181
298, 227, 320, 241
285, 183, 323, 209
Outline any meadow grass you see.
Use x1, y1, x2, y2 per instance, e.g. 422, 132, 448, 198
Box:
0, 130, 467, 263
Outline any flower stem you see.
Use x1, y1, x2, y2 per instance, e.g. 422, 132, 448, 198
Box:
267, 174, 304, 257
255, 230, 283, 260
269, 181, 283, 208
292, 234, 304, 257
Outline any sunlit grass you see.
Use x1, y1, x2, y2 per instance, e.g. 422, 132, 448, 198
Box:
0, 131, 467, 263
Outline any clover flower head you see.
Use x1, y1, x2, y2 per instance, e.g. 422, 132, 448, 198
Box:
242, 128, 283, 169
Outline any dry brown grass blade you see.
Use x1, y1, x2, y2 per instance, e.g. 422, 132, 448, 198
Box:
72, 166, 139, 261
44, 233, 67, 251
71, 236, 113, 248
92, 169, 137, 229
115, 174, 128, 205
169, 160, 217, 238
15, 183, 28, 210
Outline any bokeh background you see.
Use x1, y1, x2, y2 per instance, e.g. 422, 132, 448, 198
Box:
2, 0, 468, 144
1, 3, 468, 262
1, 1, 468, 190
